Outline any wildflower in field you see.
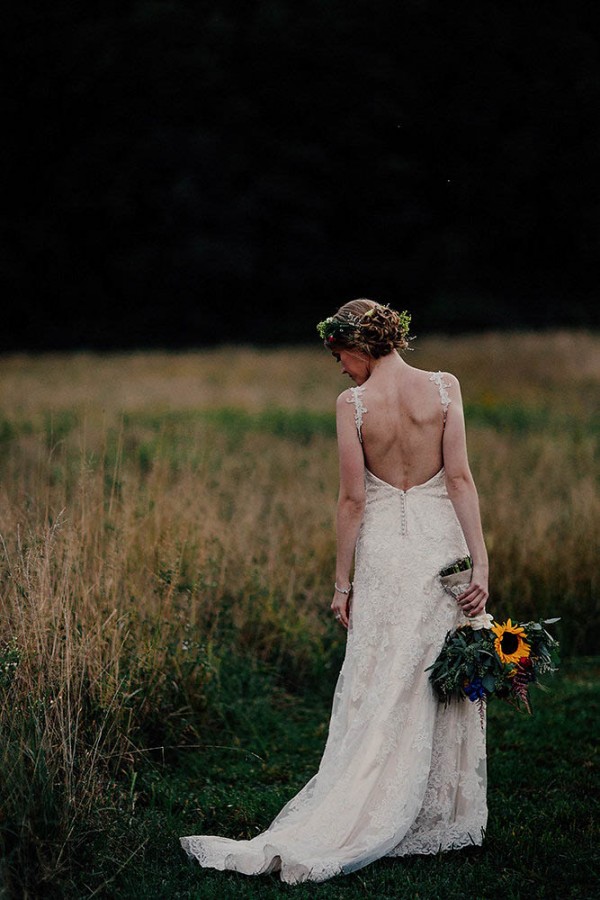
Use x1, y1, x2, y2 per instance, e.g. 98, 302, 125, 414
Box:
0, 638, 21, 689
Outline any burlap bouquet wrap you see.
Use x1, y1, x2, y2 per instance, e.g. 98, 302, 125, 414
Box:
439, 560, 493, 631
439, 566, 473, 599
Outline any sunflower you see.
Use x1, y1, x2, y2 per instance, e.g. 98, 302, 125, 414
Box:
491, 619, 531, 665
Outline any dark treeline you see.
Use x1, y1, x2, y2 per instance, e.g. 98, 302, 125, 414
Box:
3, 1, 599, 349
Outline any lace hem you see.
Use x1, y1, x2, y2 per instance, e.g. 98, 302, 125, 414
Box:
388, 822, 487, 857
180, 823, 485, 883
180, 835, 344, 884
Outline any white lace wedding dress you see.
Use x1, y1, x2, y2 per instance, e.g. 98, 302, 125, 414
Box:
181, 372, 487, 883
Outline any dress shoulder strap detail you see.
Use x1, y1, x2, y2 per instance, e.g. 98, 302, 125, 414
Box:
429, 371, 451, 425
346, 385, 367, 443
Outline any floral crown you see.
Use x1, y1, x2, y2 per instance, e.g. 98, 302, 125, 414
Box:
316, 306, 411, 346
316, 313, 361, 344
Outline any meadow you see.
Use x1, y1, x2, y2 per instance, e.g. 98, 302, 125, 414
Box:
0, 331, 598, 898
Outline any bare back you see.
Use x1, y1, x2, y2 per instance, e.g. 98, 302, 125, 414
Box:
348, 363, 450, 491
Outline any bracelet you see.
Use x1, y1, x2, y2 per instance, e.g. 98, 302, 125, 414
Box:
334, 581, 353, 595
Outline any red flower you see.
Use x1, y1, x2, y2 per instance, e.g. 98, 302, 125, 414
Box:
515, 656, 535, 684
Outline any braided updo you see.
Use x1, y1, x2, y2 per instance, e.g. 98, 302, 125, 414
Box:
317, 299, 412, 358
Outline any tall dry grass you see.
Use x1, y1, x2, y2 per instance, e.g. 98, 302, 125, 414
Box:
0, 331, 598, 892
1, 330, 597, 417
0, 420, 340, 892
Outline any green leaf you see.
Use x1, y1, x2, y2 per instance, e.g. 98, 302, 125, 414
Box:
482, 674, 496, 692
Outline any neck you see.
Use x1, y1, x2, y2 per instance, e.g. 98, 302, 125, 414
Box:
367, 351, 408, 377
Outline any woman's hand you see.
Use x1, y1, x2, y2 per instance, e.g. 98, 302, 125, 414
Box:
331, 587, 352, 629
456, 566, 489, 617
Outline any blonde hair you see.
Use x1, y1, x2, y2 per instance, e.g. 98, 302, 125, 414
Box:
323, 299, 411, 358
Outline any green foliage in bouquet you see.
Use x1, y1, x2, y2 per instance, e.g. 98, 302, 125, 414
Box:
439, 555, 473, 577
427, 617, 560, 715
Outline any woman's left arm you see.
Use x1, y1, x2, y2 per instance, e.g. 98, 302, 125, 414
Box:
331, 392, 366, 628
442, 374, 489, 617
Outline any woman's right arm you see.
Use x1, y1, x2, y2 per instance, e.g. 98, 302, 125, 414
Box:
442, 374, 489, 617
331, 391, 367, 628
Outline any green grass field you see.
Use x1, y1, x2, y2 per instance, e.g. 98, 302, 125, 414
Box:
65, 658, 599, 899
0, 333, 598, 897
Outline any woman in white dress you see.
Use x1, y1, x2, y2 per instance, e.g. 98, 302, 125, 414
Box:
181, 299, 489, 884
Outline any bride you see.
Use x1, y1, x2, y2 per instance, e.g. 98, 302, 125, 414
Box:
181, 299, 489, 883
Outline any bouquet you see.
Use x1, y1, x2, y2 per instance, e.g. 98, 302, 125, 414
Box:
427, 556, 560, 716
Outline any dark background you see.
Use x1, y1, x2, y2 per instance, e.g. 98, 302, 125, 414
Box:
3, 0, 599, 349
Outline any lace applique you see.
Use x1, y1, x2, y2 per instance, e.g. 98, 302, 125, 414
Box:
346, 385, 367, 443
429, 371, 451, 424
388, 698, 487, 858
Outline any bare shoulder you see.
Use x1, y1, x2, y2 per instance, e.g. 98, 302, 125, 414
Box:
410, 366, 457, 384
440, 373, 467, 426
440, 371, 461, 391
424, 369, 462, 394
426, 369, 457, 383
336, 387, 354, 408
429, 371, 464, 414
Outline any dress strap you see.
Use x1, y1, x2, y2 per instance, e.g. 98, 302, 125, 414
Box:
346, 386, 367, 443
429, 371, 451, 426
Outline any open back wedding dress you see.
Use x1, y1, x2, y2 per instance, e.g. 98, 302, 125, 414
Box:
180, 372, 487, 883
